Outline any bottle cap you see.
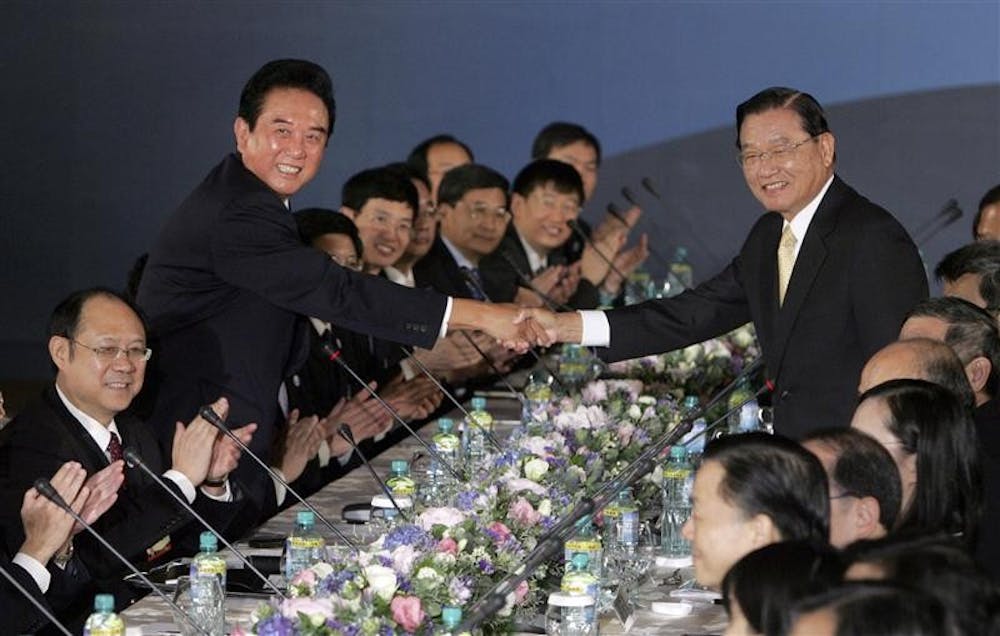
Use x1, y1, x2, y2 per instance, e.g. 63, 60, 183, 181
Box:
94, 593, 114, 612
670, 445, 688, 460
390, 459, 409, 474
296, 510, 315, 527
674, 246, 688, 260
571, 552, 590, 569
437, 418, 454, 433
442, 606, 462, 629
682, 395, 699, 409
199, 531, 218, 552
471, 396, 487, 411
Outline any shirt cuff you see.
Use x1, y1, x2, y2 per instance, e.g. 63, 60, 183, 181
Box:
272, 469, 287, 508
317, 438, 331, 468
12, 552, 50, 593
399, 358, 418, 381
200, 480, 233, 502
439, 297, 454, 339
579, 310, 611, 346
164, 470, 197, 504
337, 450, 353, 466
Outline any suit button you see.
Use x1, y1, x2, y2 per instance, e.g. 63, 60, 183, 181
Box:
780, 390, 791, 400
420, 325, 427, 333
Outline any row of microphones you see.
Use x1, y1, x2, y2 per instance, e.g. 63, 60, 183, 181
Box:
338, 425, 409, 521
914, 198, 964, 247
122, 448, 286, 599
196, 405, 359, 552
320, 343, 465, 484
460, 269, 571, 394
34, 478, 212, 636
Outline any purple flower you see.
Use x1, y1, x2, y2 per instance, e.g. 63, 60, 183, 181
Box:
318, 569, 356, 595
256, 614, 294, 636
383, 524, 433, 551
456, 490, 479, 511
478, 559, 496, 574
326, 618, 361, 636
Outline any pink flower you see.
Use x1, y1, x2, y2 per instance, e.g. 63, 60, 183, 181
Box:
290, 567, 317, 587
280, 597, 334, 622
391, 595, 426, 633
488, 521, 512, 542
508, 496, 540, 527
438, 537, 459, 555
514, 580, 530, 604
230, 627, 247, 636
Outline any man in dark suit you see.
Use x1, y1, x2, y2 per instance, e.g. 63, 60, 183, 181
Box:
136, 60, 537, 518
527, 87, 928, 439
0, 288, 251, 627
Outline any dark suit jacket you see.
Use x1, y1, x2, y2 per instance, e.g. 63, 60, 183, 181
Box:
479, 224, 600, 309
3, 557, 54, 635
0, 386, 246, 624
413, 236, 477, 300
975, 398, 1000, 581
601, 176, 928, 438
136, 154, 448, 516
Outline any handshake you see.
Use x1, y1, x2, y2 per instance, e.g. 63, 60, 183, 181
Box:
446, 299, 584, 351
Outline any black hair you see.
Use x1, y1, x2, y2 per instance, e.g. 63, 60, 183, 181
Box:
530, 122, 602, 166
791, 581, 958, 636
405, 134, 474, 180
722, 540, 844, 636
237, 59, 336, 141
511, 159, 585, 204
905, 296, 1000, 398
842, 533, 1000, 636
735, 86, 831, 150
934, 240, 1000, 313
702, 432, 830, 544
383, 161, 431, 191
974, 184, 1000, 239
857, 378, 982, 544
802, 427, 902, 532
436, 164, 510, 209
341, 166, 418, 221
48, 287, 148, 342
294, 208, 363, 258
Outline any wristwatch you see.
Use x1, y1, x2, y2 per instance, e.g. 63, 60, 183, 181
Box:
52, 540, 74, 569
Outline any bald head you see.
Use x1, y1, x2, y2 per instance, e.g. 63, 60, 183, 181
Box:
859, 338, 975, 410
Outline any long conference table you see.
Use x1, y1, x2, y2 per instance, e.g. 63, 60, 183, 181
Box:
121, 394, 727, 635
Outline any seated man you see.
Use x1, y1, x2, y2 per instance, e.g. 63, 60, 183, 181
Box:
802, 428, 902, 547
383, 162, 438, 289
680, 432, 829, 589
0, 288, 251, 624
858, 337, 975, 411
973, 183, 1000, 241
934, 240, 1000, 315
406, 134, 474, 201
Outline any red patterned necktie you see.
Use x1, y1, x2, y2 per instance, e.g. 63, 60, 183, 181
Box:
106, 431, 123, 463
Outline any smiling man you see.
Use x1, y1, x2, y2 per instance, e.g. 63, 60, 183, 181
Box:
527, 87, 928, 438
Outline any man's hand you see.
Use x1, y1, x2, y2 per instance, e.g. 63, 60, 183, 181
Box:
592, 205, 642, 241
513, 307, 581, 347
320, 386, 394, 456
449, 300, 553, 351
205, 422, 256, 491
383, 375, 443, 421
171, 397, 227, 487
274, 409, 324, 483
21, 461, 93, 564
412, 334, 483, 380
74, 460, 125, 535
601, 234, 650, 295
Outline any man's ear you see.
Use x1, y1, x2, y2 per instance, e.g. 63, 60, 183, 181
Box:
965, 356, 992, 395
234, 117, 250, 153
747, 513, 781, 548
49, 336, 70, 371
855, 496, 884, 538
340, 206, 358, 220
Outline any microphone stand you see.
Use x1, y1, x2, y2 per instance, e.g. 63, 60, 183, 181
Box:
457, 330, 528, 405
639, 176, 719, 263
0, 562, 73, 636
338, 426, 409, 521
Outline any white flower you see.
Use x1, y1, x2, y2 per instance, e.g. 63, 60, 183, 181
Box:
627, 404, 643, 420
415, 566, 443, 590
637, 394, 657, 406
310, 562, 334, 579
503, 477, 549, 496
730, 324, 756, 348
703, 338, 731, 360
363, 564, 398, 601
417, 507, 466, 530
391, 544, 418, 574
524, 458, 550, 481
538, 499, 553, 516
521, 436, 553, 457
681, 343, 704, 363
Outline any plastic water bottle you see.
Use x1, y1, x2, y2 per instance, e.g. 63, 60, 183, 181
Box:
669, 246, 694, 290
83, 594, 124, 636
602, 488, 639, 584
660, 446, 693, 558
186, 531, 226, 635
191, 531, 227, 589
727, 378, 760, 434
463, 397, 493, 472
564, 515, 603, 582
386, 459, 417, 499
440, 605, 463, 635
550, 553, 598, 635
284, 510, 327, 581
625, 269, 652, 305
432, 418, 462, 486
678, 395, 707, 461
522, 382, 553, 431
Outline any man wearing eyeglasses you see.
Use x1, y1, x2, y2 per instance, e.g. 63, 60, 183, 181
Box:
0, 288, 252, 627
525, 86, 927, 439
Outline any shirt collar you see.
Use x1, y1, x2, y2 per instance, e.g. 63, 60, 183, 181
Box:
440, 236, 478, 270
54, 383, 121, 455
309, 317, 332, 336
384, 266, 415, 288
516, 230, 548, 274
784, 175, 835, 252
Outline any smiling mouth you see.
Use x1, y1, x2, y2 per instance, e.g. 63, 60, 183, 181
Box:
762, 181, 788, 192
277, 164, 302, 175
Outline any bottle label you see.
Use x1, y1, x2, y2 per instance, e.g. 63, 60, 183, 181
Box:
387, 476, 416, 496
468, 411, 493, 429
288, 536, 325, 549
565, 538, 601, 553
619, 511, 639, 543
434, 434, 460, 452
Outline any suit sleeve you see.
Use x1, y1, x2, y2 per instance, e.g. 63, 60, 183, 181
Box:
211, 193, 447, 349
601, 256, 752, 362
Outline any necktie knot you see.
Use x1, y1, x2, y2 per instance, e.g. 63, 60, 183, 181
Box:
106, 431, 123, 463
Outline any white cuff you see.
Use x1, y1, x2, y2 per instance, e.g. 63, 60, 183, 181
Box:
164, 470, 197, 504
439, 297, 454, 338
399, 358, 418, 381
337, 450, 354, 466
272, 469, 287, 508
199, 480, 233, 502
578, 310, 611, 346
317, 438, 331, 468
12, 552, 50, 593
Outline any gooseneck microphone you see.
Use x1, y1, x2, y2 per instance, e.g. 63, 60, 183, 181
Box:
639, 176, 719, 262
457, 330, 529, 404
621, 186, 674, 272
121, 447, 286, 599
337, 425, 409, 520
33, 478, 210, 636
915, 198, 963, 246
498, 250, 573, 313
399, 346, 503, 452
196, 406, 358, 553
605, 202, 630, 228
319, 343, 465, 484
566, 219, 632, 285
0, 561, 73, 636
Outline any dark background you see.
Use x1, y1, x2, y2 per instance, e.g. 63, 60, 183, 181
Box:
2, 1, 998, 383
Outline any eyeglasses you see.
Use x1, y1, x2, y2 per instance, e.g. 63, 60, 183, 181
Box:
461, 200, 510, 224
737, 135, 819, 169
419, 202, 440, 220
532, 191, 581, 218
330, 253, 363, 271
360, 210, 414, 236
71, 339, 152, 363
829, 491, 860, 501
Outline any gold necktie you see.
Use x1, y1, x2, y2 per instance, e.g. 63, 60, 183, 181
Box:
777, 225, 797, 306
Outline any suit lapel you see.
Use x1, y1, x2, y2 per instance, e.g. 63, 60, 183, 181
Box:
44, 386, 111, 471
769, 177, 845, 375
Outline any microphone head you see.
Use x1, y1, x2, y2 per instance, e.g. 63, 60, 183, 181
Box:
607, 202, 621, 216
123, 447, 141, 468
34, 478, 67, 507
622, 186, 638, 206
945, 199, 964, 220
198, 405, 226, 430
641, 176, 662, 199
338, 423, 356, 444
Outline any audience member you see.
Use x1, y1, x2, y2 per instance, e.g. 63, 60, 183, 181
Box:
339, 166, 417, 276
801, 428, 902, 548
858, 337, 976, 411
974, 183, 1000, 241
935, 240, 1000, 314
721, 540, 843, 636
680, 432, 829, 589
522, 86, 928, 439
789, 582, 958, 636
851, 378, 981, 545
383, 162, 438, 288
0, 288, 252, 625
406, 134, 474, 200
